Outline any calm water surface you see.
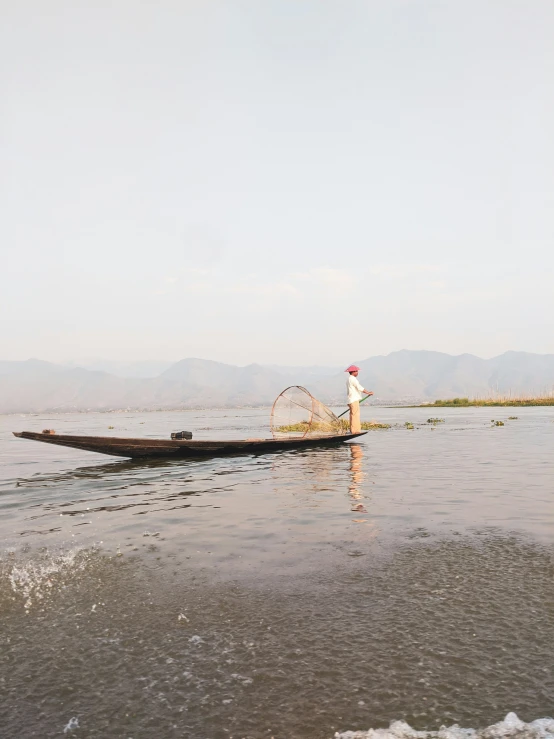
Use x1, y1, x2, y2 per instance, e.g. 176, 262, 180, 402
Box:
1, 407, 553, 738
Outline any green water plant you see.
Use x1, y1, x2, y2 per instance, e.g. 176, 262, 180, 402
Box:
508, 416, 518, 420
276, 419, 391, 434
275, 422, 312, 433
491, 420, 504, 426
427, 418, 445, 424
338, 419, 390, 430
405, 422, 414, 430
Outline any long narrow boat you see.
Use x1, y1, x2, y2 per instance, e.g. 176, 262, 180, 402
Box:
12, 430, 367, 460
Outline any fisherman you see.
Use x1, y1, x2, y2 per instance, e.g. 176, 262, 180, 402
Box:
345, 365, 373, 434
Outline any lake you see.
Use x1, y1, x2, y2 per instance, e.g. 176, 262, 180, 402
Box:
1, 406, 553, 738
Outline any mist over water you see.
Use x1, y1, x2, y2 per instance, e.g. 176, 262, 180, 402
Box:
1, 407, 553, 738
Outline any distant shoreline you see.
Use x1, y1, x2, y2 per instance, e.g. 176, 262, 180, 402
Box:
4, 399, 553, 415
403, 397, 554, 408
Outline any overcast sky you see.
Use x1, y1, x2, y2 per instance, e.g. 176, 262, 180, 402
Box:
2, 0, 553, 365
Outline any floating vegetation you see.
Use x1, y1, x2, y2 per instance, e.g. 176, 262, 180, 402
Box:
275, 421, 338, 434
275, 422, 312, 434
276, 419, 391, 434
508, 416, 518, 420
492, 420, 505, 426
108, 426, 114, 429
361, 422, 391, 430
404, 422, 414, 430
427, 418, 445, 424
338, 419, 391, 431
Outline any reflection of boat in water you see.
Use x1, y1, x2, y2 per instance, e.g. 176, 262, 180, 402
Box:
12, 430, 367, 460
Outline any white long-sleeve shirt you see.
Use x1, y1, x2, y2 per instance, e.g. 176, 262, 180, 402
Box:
346, 374, 365, 404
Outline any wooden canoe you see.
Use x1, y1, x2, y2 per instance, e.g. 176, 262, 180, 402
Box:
12, 430, 367, 460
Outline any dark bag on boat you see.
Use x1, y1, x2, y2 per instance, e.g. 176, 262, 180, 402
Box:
171, 431, 193, 440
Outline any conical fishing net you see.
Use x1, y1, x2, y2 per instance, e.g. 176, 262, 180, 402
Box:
270, 386, 344, 439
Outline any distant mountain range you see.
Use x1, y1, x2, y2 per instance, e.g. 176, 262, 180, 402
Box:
1, 351, 553, 414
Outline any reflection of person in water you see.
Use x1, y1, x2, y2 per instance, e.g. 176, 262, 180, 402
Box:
348, 443, 367, 513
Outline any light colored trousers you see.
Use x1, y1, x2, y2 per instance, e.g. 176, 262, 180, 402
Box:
348, 401, 361, 433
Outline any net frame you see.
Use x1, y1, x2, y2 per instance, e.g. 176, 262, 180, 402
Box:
270, 385, 344, 440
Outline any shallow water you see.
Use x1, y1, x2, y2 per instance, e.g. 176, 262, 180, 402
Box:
1, 407, 553, 738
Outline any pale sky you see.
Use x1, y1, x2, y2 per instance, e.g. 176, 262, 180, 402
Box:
2, 1, 553, 365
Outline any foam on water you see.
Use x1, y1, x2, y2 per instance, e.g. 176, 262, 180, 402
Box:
63, 716, 80, 733
6, 547, 92, 611
335, 713, 554, 739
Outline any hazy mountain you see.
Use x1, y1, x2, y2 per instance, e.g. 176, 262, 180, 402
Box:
0, 359, 66, 377
63, 360, 175, 378
265, 364, 342, 385
1, 351, 553, 414
155, 359, 286, 407
0, 362, 145, 414
0, 359, 286, 413
488, 351, 554, 395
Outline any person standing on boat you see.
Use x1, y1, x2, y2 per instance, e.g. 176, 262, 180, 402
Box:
345, 365, 373, 434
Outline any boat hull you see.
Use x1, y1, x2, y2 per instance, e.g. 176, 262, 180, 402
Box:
13, 431, 367, 459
